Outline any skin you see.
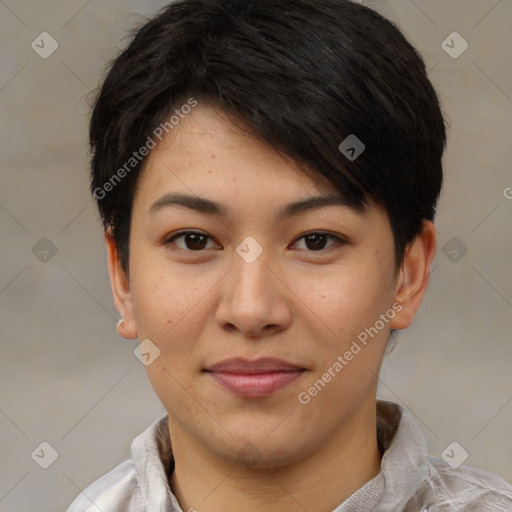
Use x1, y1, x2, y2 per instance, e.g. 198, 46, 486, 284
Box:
106, 103, 436, 512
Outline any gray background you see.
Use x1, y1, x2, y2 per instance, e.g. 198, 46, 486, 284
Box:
0, 1, 511, 510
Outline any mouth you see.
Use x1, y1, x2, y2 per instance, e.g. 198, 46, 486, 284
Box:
203, 357, 307, 398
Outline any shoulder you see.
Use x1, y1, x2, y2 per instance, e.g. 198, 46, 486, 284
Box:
423, 456, 512, 512
66, 459, 143, 512
66, 415, 172, 512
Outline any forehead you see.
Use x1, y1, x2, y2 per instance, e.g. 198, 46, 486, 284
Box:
134, 104, 351, 209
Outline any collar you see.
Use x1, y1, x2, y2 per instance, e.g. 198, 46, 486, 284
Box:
333, 400, 429, 511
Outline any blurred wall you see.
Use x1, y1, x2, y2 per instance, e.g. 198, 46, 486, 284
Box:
0, 1, 511, 510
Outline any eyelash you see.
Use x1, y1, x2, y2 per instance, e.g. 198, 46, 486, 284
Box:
164, 230, 346, 254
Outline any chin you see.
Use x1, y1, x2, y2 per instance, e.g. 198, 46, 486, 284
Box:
230, 447, 302, 471
215, 431, 309, 470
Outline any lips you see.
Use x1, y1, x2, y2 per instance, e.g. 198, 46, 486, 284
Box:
204, 357, 307, 398
205, 357, 306, 374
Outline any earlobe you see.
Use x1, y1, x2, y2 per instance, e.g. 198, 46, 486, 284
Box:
390, 221, 437, 330
116, 319, 135, 339
105, 230, 138, 339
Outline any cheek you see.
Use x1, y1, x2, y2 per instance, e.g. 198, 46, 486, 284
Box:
129, 255, 200, 342
290, 262, 393, 341
129, 266, 210, 403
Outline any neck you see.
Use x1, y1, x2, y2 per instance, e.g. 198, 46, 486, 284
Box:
169, 400, 382, 512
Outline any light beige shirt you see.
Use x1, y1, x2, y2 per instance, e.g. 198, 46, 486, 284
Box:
67, 400, 512, 511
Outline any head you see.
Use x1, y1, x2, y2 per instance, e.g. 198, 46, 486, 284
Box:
90, 0, 445, 468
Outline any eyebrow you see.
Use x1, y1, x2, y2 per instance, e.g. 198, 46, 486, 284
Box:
149, 192, 362, 222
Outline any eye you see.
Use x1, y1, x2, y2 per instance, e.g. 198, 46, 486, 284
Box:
165, 231, 220, 251
292, 232, 344, 252
164, 230, 345, 253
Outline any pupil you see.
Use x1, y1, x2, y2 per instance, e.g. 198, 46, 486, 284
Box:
186, 233, 207, 250
306, 234, 326, 250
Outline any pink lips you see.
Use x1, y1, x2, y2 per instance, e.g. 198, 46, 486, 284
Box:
204, 357, 306, 398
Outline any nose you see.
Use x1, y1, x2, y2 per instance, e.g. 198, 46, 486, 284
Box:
215, 245, 293, 339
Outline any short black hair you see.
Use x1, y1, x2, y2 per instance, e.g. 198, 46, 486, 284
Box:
89, 0, 446, 274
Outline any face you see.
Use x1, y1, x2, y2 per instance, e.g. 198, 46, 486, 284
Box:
109, 103, 431, 469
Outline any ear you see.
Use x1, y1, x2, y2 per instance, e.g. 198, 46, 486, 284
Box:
390, 220, 437, 330
105, 229, 138, 339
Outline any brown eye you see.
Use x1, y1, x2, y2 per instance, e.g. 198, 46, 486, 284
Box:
293, 232, 343, 252
166, 231, 218, 251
